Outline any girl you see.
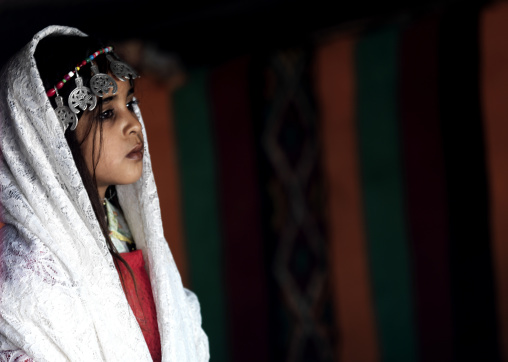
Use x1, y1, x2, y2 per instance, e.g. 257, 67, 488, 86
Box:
0, 25, 209, 361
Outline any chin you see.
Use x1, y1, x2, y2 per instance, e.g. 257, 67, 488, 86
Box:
123, 174, 143, 185
99, 164, 143, 188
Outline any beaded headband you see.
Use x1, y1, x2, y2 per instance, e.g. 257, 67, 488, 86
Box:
45, 46, 139, 131
46, 46, 113, 98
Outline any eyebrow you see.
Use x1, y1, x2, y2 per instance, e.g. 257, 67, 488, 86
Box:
102, 87, 135, 105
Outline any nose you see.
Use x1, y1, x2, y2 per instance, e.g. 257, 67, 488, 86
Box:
122, 107, 142, 136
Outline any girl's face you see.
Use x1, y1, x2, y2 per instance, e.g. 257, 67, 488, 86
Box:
75, 77, 144, 199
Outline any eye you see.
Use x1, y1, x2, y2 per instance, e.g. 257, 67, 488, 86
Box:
127, 99, 139, 111
99, 109, 114, 120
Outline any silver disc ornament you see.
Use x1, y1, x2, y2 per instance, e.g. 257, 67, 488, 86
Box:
90, 64, 118, 97
107, 54, 138, 81
54, 92, 78, 130
68, 71, 97, 114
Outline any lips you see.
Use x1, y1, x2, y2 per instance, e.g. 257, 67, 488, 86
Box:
126, 143, 144, 160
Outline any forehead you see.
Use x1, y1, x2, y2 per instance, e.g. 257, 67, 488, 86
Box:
102, 74, 134, 99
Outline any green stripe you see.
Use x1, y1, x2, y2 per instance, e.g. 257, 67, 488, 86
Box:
356, 27, 418, 362
173, 68, 229, 362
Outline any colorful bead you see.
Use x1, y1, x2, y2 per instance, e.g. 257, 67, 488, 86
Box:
45, 47, 114, 97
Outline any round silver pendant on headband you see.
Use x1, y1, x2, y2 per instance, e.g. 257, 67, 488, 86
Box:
68, 68, 97, 113
107, 54, 138, 81
90, 63, 118, 97
54, 88, 78, 131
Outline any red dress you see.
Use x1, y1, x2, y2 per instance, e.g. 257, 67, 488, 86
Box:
116, 250, 162, 362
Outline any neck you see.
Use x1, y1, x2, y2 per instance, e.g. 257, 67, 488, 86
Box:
98, 186, 107, 201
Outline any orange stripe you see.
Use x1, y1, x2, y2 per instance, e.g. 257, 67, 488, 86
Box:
136, 75, 189, 286
314, 34, 379, 362
481, 3, 508, 359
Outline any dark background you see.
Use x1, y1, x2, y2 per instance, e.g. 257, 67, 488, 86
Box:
0, 0, 490, 70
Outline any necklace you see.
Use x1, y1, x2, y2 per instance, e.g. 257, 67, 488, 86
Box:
102, 188, 117, 206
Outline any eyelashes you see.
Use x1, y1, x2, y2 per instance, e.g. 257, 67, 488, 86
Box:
98, 99, 139, 120
98, 109, 114, 120
127, 99, 139, 111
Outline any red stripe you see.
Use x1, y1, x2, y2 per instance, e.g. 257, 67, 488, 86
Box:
209, 56, 269, 362
481, 3, 508, 359
399, 15, 453, 361
314, 34, 379, 362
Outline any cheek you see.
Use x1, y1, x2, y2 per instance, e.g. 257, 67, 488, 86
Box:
79, 140, 95, 173
90, 147, 120, 186
95, 138, 119, 169
80, 133, 103, 171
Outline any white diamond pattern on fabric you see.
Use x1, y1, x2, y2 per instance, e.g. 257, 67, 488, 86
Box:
0, 25, 209, 361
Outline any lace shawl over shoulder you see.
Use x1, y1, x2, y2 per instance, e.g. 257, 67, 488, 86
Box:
0, 25, 209, 361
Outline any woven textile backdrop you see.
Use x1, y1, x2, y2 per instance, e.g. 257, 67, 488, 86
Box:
138, 1, 508, 361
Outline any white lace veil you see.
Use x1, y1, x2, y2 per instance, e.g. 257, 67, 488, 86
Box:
0, 25, 209, 361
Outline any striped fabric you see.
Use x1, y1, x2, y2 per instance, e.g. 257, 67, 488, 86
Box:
399, 15, 452, 362
156, 3, 508, 361
209, 56, 269, 362
439, 5, 499, 361
172, 69, 229, 362
356, 26, 417, 362
314, 34, 379, 362
481, 2, 508, 361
